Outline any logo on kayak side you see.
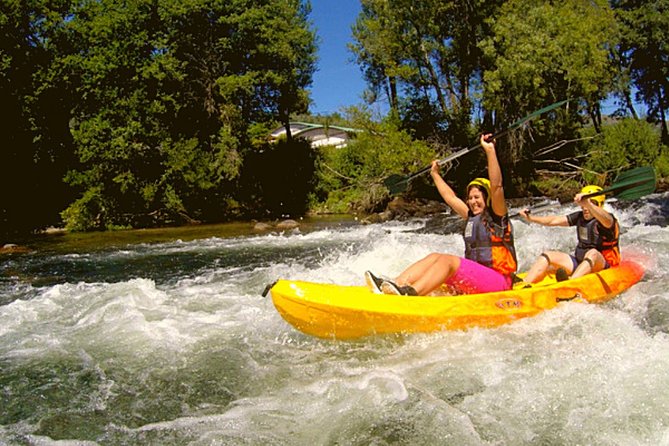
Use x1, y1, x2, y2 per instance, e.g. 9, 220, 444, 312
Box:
495, 298, 522, 309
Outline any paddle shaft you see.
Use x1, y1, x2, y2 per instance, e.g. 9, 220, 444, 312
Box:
399, 135, 494, 183
394, 123, 535, 184
510, 166, 656, 218
385, 99, 570, 193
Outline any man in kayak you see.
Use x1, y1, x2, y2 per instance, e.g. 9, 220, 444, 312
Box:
515, 185, 620, 286
365, 134, 517, 296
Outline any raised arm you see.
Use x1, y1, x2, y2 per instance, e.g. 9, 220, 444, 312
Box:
430, 160, 469, 219
479, 134, 507, 216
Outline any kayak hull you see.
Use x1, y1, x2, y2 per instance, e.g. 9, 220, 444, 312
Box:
269, 258, 645, 340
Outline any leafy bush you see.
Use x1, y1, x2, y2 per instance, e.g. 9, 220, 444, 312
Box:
61, 187, 105, 232
655, 144, 669, 179
530, 176, 582, 202
315, 108, 435, 213
240, 138, 319, 218
579, 118, 662, 184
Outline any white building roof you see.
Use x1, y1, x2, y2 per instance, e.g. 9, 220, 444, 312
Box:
270, 122, 360, 148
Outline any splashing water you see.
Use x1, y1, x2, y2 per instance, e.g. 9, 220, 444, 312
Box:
1, 194, 669, 445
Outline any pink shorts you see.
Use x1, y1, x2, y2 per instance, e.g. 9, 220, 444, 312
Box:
445, 258, 512, 294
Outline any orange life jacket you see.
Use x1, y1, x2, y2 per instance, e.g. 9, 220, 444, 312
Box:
568, 211, 621, 267
463, 209, 517, 275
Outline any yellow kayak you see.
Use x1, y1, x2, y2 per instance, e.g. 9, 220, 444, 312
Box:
268, 257, 645, 340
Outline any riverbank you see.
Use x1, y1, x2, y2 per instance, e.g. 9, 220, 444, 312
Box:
0, 197, 553, 255
0, 214, 363, 255
4, 182, 666, 256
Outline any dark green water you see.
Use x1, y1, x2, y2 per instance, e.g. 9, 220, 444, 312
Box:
1, 198, 669, 445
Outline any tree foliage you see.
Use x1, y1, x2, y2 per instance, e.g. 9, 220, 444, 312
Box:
1, 0, 76, 235
1, 0, 317, 235
580, 118, 664, 182
350, 0, 503, 145
477, 0, 619, 181
482, 0, 617, 113
612, 0, 669, 143
315, 107, 435, 213
2, 0, 668, 237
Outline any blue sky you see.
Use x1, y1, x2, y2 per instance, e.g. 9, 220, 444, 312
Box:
308, 0, 369, 115
306, 0, 630, 117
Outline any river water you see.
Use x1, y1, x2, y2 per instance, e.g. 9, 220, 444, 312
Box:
1, 194, 669, 445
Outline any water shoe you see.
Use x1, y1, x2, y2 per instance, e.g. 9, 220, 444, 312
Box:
364, 271, 384, 294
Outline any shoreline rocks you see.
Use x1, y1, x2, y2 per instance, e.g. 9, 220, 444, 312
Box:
253, 219, 300, 232
1, 244, 30, 254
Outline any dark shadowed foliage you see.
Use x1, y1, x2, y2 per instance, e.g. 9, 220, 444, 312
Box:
239, 138, 320, 218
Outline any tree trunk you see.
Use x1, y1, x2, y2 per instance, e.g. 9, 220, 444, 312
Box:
659, 89, 668, 145
589, 102, 602, 134
418, 41, 448, 116
388, 75, 398, 112
624, 89, 639, 120
282, 115, 292, 140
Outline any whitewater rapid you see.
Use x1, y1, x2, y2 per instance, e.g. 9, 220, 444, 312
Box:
1, 193, 668, 445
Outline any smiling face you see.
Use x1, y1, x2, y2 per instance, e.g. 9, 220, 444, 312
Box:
467, 186, 488, 215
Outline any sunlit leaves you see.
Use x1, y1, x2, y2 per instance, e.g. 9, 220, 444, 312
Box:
581, 118, 662, 177
613, 0, 669, 141
56, 0, 316, 230
481, 0, 617, 113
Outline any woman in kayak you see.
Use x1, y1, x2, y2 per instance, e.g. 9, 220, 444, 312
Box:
514, 185, 620, 286
366, 134, 517, 296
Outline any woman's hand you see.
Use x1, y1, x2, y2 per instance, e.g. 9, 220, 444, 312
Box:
430, 160, 441, 177
480, 133, 495, 153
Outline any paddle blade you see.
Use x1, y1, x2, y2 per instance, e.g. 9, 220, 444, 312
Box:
504, 99, 570, 133
608, 166, 656, 200
581, 166, 657, 201
383, 174, 409, 194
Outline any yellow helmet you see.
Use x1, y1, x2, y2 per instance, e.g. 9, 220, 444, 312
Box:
580, 185, 604, 206
467, 178, 491, 205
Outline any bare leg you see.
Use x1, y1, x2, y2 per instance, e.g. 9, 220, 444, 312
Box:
523, 250, 574, 284
395, 253, 441, 285
395, 253, 460, 295
571, 249, 606, 279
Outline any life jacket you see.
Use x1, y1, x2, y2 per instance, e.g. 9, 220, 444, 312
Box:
569, 212, 621, 267
463, 209, 517, 275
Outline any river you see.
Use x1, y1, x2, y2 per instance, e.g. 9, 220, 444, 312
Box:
1, 194, 668, 445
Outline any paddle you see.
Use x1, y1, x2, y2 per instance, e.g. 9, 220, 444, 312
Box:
383, 99, 570, 195
581, 165, 656, 201
510, 165, 657, 218
508, 201, 560, 218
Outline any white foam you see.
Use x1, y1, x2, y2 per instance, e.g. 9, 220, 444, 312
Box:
1, 192, 668, 444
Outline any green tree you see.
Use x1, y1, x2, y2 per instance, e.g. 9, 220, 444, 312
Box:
0, 0, 76, 237
612, 0, 669, 143
580, 118, 663, 182
315, 106, 435, 213
350, 0, 503, 145
164, 0, 316, 223
480, 0, 618, 175
58, 0, 316, 230
59, 0, 184, 230
240, 138, 319, 218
